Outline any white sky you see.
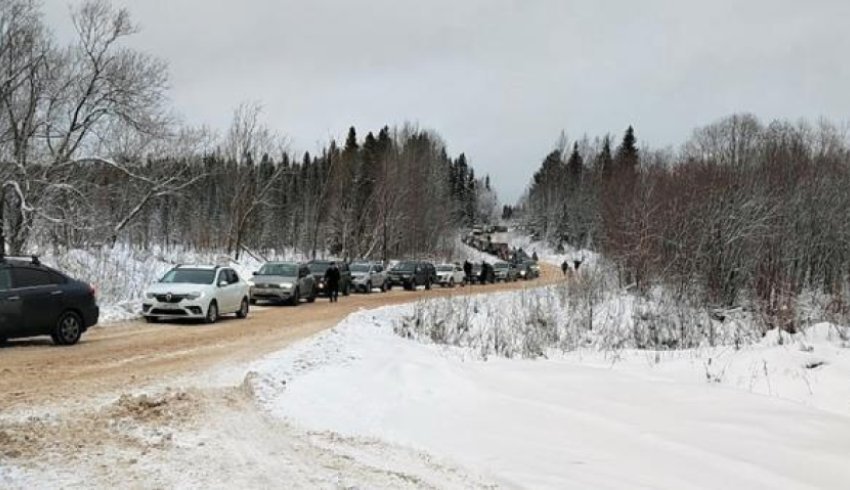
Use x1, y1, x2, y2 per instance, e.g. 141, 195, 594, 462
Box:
44, 0, 850, 202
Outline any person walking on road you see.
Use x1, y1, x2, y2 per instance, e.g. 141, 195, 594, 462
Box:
463, 260, 473, 285
325, 261, 341, 303
561, 261, 569, 276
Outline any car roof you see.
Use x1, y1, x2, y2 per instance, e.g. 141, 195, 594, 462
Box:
175, 264, 220, 270
264, 261, 300, 265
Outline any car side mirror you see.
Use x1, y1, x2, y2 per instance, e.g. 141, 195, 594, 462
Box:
252, 271, 258, 275
219, 280, 228, 287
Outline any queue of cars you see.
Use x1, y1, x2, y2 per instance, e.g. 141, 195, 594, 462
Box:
1, 246, 541, 345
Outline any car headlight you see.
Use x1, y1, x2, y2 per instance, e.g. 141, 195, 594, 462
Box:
520, 271, 527, 276
145, 292, 156, 299
185, 291, 204, 300
279, 282, 293, 289
247, 280, 255, 287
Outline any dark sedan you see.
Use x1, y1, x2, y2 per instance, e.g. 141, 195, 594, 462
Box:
0, 256, 99, 346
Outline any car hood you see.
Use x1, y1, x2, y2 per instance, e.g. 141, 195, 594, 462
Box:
251, 274, 296, 284
351, 271, 368, 277
146, 282, 212, 295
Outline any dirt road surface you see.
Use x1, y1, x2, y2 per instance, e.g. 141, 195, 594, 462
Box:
0, 265, 562, 416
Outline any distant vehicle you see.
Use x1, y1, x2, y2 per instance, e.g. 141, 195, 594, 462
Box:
516, 261, 540, 280
387, 261, 436, 290
249, 262, 316, 306
308, 260, 352, 296
0, 256, 99, 346
435, 263, 465, 287
493, 225, 509, 233
350, 261, 388, 293
469, 262, 495, 285
143, 265, 249, 324
493, 262, 518, 282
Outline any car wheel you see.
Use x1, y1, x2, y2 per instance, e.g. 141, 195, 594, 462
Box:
205, 301, 219, 324
236, 297, 249, 319
366, 281, 372, 294
53, 311, 83, 346
380, 281, 387, 293
290, 288, 300, 306
449, 278, 455, 288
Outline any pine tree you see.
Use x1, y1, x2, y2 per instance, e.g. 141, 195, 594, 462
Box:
567, 142, 583, 181
616, 125, 639, 171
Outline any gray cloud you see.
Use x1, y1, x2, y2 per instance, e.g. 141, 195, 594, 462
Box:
45, 0, 850, 202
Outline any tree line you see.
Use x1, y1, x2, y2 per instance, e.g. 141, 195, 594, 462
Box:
520, 115, 850, 332
0, 0, 491, 260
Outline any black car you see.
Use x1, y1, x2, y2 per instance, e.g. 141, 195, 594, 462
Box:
307, 260, 352, 296
387, 261, 437, 290
0, 256, 99, 346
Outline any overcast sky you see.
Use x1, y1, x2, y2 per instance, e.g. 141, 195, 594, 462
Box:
44, 0, 850, 202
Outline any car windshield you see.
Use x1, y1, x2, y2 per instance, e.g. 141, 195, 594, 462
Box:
494, 263, 509, 269
257, 263, 297, 276
160, 269, 216, 285
308, 262, 331, 274
393, 262, 416, 272
436, 265, 454, 272
350, 264, 371, 273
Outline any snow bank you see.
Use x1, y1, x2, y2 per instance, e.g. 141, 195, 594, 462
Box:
37, 245, 306, 324
249, 299, 850, 489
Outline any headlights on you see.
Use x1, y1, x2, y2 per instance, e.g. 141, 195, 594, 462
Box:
279, 282, 294, 289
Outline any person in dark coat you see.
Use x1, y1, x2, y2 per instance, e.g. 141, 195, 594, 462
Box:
463, 260, 473, 285
325, 262, 341, 302
561, 261, 569, 276
532, 251, 539, 262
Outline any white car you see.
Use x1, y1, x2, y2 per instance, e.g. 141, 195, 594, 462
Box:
435, 263, 466, 287
142, 265, 250, 323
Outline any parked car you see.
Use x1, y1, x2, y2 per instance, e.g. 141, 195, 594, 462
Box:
516, 261, 540, 280
468, 262, 495, 285
0, 256, 99, 346
249, 262, 316, 306
350, 261, 388, 293
435, 263, 465, 287
142, 265, 250, 324
307, 260, 352, 296
493, 262, 519, 282
387, 261, 436, 290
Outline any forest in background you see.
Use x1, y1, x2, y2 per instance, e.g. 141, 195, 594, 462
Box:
0, 0, 497, 261
519, 114, 850, 331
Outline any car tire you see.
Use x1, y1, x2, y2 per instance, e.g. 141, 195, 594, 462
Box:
425, 280, 432, 291
449, 278, 455, 288
366, 281, 372, 294
236, 297, 249, 319
380, 281, 387, 293
290, 288, 300, 306
52, 311, 83, 346
205, 301, 219, 324
249, 298, 257, 306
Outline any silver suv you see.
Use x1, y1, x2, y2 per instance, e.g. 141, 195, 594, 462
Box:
350, 261, 389, 293
249, 262, 317, 306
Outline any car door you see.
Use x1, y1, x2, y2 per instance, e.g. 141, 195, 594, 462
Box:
225, 269, 241, 312
0, 268, 23, 338
10, 266, 64, 335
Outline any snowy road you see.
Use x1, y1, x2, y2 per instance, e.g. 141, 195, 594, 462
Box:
0, 266, 560, 418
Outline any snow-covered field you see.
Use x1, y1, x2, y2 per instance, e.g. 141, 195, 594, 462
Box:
249, 293, 850, 489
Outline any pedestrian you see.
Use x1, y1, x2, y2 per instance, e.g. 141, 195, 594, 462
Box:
325, 261, 341, 303
532, 250, 539, 262
573, 258, 582, 272
463, 260, 473, 285
561, 261, 569, 276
